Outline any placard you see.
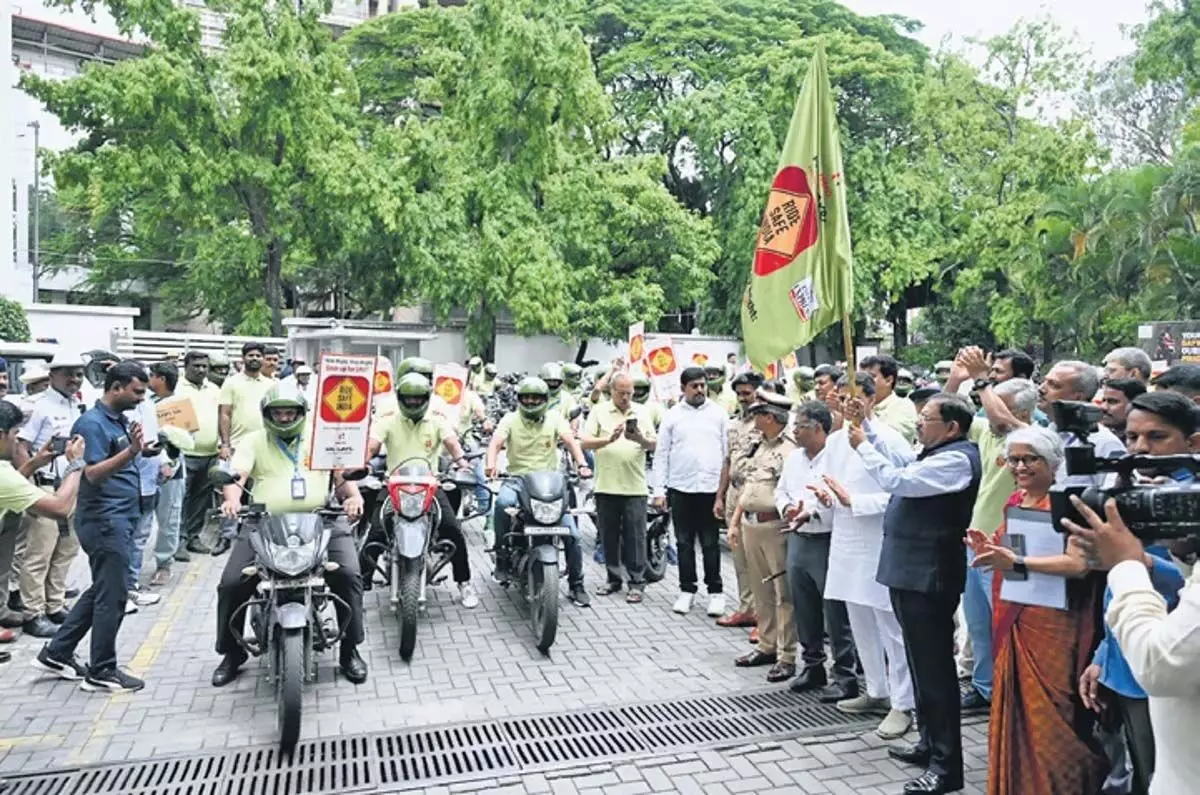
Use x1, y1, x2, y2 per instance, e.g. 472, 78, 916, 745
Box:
156, 398, 199, 433
430, 363, 468, 427
308, 354, 376, 471
628, 321, 645, 370
645, 335, 680, 402
372, 354, 398, 420
998, 507, 1068, 610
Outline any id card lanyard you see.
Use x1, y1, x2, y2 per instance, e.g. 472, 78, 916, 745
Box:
276, 437, 306, 500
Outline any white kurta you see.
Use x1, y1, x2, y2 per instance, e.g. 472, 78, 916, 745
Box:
822, 421, 912, 611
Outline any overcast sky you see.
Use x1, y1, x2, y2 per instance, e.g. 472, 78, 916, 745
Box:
841, 0, 1153, 66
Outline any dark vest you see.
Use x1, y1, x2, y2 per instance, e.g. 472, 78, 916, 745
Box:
876, 438, 982, 595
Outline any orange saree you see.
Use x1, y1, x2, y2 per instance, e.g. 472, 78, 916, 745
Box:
986, 492, 1108, 795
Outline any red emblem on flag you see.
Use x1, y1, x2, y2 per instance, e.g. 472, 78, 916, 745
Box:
753, 166, 819, 277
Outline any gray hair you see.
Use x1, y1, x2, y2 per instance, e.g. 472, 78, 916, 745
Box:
1104, 347, 1153, 380
994, 378, 1037, 417
1005, 426, 1065, 473
1052, 360, 1100, 400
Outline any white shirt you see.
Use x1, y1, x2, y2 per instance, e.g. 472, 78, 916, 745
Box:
1107, 560, 1200, 795
651, 398, 728, 497
774, 444, 830, 534
856, 434, 974, 498
17, 387, 82, 480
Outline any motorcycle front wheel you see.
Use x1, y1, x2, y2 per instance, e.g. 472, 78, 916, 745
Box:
398, 557, 422, 662
529, 559, 559, 653
277, 629, 304, 756
645, 530, 668, 584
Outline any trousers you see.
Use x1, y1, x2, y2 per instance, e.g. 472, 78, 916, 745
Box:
181, 455, 214, 546
787, 531, 856, 683
745, 520, 795, 663
18, 499, 80, 617
846, 601, 914, 710
724, 484, 755, 615
962, 557, 994, 699
155, 474, 186, 569
669, 489, 721, 595
595, 493, 647, 588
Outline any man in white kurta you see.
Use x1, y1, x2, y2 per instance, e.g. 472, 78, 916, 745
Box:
812, 375, 916, 740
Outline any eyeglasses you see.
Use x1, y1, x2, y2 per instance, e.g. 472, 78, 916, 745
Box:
1005, 455, 1045, 469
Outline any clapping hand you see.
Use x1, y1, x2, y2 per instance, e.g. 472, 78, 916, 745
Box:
807, 484, 834, 509
847, 422, 866, 449
959, 346, 991, 381
821, 475, 851, 508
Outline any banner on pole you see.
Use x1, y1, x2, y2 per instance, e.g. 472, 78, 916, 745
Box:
430, 363, 468, 427
645, 335, 679, 402
628, 321, 645, 370
309, 354, 376, 471
372, 355, 398, 421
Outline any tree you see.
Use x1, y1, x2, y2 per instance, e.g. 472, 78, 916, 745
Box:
344, 0, 716, 355
0, 298, 31, 343
1082, 55, 1191, 167
23, 0, 375, 335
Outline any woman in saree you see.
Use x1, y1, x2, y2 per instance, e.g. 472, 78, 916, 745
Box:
967, 426, 1108, 795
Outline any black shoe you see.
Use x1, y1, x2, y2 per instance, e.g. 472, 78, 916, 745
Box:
960, 688, 990, 712
33, 645, 87, 680
211, 653, 247, 687
6, 591, 23, 612
22, 616, 59, 639
340, 647, 368, 684
788, 666, 828, 693
818, 680, 858, 704
889, 744, 932, 767
0, 613, 24, 629
173, 547, 192, 563
81, 667, 145, 693
903, 770, 959, 794
64, 589, 80, 601
211, 538, 232, 557
735, 650, 778, 668
186, 540, 212, 555
570, 587, 592, 608
45, 609, 69, 625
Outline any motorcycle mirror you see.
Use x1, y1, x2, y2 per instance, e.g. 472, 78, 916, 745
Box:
340, 467, 368, 482
208, 469, 240, 487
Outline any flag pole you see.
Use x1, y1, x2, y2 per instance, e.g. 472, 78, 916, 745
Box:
842, 313, 856, 398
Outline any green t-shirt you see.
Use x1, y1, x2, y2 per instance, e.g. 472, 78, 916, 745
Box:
496, 412, 569, 475
547, 390, 579, 425
584, 401, 656, 496
457, 391, 484, 435
0, 462, 44, 517
370, 413, 452, 474
178, 378, 222, 456
231, 429, 329, 514
219, 372, 274, 447
969, 426, 1016, 535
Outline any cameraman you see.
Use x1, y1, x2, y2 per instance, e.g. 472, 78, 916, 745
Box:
1063, 391, 1200, 795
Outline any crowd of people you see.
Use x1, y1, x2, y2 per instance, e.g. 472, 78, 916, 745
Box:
1, 340, 1198, 795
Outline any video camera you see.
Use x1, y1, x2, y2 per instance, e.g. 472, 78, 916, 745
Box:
1049, 401, 1200, 542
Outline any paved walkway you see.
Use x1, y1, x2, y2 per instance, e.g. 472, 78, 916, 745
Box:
0, 515, 990, 793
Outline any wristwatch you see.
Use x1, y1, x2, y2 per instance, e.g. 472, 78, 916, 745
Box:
1012, 555, 1028, 576
973, 378, 991, 392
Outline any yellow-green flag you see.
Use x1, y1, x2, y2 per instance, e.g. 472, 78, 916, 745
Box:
741, 44, 853, 369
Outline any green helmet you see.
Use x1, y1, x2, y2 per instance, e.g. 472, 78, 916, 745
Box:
516, 377, 550, 421
396, 356, 434, 383
260, 382, 307, 441
793, 366, 815, 387
208, 351, 231, 386
395, 372, 432, 421
562, 362, 583, 389
468, 356, 482, 372
632, 373, 652, 404
704, 365, 725, 390
484, 363, 498, 377
538, 363, 565, 397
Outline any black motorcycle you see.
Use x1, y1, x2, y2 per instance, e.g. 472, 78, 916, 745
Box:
644, 506, 671, 584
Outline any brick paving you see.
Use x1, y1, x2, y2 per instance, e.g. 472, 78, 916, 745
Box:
0, 513, 989, 792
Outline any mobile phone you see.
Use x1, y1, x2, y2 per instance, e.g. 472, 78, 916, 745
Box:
625, 418, 639, 434
49, 437, 67, 456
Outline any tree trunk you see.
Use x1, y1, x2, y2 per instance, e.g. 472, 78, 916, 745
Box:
806, 342, 818, 367
266, 237, 284, 336
1040, 323, 1056, 365
574, 340, 589, 366
889, 297, 908, 354
477, 294, 496, 362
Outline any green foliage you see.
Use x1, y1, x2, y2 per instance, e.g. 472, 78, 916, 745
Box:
0, 299, 31, 343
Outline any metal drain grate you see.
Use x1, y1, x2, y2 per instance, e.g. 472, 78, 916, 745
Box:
0, 687, 876, 794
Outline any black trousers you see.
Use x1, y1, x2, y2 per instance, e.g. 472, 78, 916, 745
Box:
788, 532, 857, 684
891, 587, 962, 787
668, 489, 722, 595
362, 490, 470, 584
1119, 695, 1155, 795
596, 494, 647, 588
182, 455, 214, 546
215, 526, 364, 657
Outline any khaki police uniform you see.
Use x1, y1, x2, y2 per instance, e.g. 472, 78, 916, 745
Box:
724, 413, 758, 617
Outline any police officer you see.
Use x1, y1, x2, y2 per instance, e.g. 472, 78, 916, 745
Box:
728, 391, 798, 684
211, 383, 368, 687
714, 372, 764, 631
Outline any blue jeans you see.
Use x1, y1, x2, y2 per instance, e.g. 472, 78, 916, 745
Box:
963, 556, 994, 700
155, 473, 186, 569
48, 515, 134, 673
129, 494, 158, 589
493, 481, 584, 589
472, 458, 492, 515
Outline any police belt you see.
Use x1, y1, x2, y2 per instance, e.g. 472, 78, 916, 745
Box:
742, 510, 781, 525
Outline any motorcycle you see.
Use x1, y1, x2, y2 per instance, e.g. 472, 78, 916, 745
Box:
644, 506, 671, 584
364, 456, 479, 662
208, 470, 357, 755
491, 470, 581, 653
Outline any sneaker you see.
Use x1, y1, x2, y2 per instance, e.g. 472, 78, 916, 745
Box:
150, 569, 171, 588
131, 589, 161, 607
459, 583, 480, 609
875, 709, 914, 740
81, 668, 145, 694
672, 593, 694, 614
706, 593, 726, 617
33, 645, 87, 681
666, 544, 678, 565
173, 547, 192, 563
124, 598, 139, 615
836, 694, 891, 715
569, 587, 592, 608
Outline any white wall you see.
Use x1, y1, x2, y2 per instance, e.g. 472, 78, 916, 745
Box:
25, 303, 139, 355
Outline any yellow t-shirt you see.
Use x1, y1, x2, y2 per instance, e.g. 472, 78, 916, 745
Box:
0, 462, 44, 517
584, 401, 655, 496
219, 372, 274, 447
457, 391, 485, 435
496, 412, 569, 475
640, 400, 665, 429
231, 429, 329, 513
875, 392, 918, 445
370, 413, 452, 473
177, 378, 222, 456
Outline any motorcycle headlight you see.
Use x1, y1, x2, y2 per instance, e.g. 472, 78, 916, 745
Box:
396, 491, 426, 519
529, 498, 564, 525
268, 540, 318, 577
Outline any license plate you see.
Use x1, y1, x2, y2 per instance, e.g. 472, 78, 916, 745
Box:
525, 526, 569, 537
